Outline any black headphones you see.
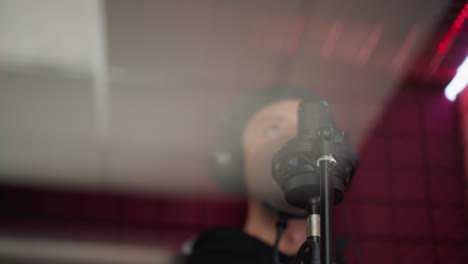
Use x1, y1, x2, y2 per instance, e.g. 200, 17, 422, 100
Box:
209, 86, 324, 193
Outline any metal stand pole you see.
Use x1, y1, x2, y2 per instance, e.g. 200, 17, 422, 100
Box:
319, 158, 334, 264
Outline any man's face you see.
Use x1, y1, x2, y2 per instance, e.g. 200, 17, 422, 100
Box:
242, 99, 303, 214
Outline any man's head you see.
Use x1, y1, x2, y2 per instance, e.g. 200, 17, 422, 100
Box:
211, 86, 323, 213
241, 99, 303, 214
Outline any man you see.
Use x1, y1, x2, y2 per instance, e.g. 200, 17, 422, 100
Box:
172, 86, 347, 264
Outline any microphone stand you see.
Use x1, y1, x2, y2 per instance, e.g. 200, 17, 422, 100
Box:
318, 154, 336, 264
291, 149, 337, 264
272, 100, 357, 264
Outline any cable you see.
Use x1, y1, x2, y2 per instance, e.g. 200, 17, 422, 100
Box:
273, 216, 288, 264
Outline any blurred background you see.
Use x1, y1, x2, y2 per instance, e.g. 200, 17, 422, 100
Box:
0, 0, 467, 263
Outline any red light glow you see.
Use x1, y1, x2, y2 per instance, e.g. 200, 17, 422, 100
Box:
437, 5, 467, 53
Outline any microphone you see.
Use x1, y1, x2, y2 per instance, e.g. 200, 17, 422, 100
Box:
271, 99, 357, 209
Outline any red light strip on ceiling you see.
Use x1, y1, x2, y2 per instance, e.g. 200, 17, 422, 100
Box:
438, 3, 468, 53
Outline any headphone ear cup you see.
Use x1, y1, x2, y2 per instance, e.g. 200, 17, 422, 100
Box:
210, 141, 245, 193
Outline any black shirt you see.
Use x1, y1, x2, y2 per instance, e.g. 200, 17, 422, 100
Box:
171, 227, 295, 264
